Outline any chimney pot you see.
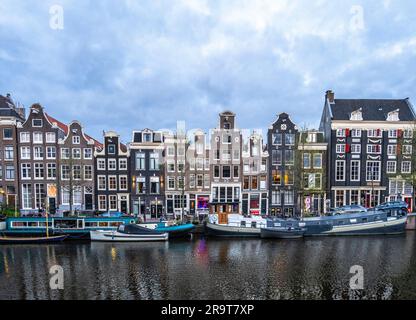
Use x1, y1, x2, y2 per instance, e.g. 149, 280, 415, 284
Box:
326, 90, 335, 103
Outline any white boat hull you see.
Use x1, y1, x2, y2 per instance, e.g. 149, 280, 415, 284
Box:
90, 230, 169, 242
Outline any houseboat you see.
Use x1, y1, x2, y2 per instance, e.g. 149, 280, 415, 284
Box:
265, 209, 407, 236
204, 214, 267, 237
0, 216, 137, 239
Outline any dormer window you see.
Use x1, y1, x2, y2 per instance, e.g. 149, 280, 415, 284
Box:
307, 133, 317, 143
223, 121, 230, 130
143, 133, 152, 142
387, 110, 400, 121
350, 108, 363, 121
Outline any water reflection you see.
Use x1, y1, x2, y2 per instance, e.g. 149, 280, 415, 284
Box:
0, 233, 416, 300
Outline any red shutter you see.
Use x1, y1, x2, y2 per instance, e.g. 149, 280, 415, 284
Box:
345, 128, 350, 137
346, 144, 350, 153
398, 129, 403, 138
377, 129, 381, 137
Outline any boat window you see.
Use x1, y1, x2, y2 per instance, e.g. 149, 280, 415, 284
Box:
12, 221, 28, 228
251, 222, 257, 228
274, 223, 281, 227
349, 219, 357, 224
85, 222, 98, 227
77, 220, 84, 229
28, 222, 38, 227
39, 222, 52, 227
99, 222, 109, 227
362, 218, 368, 223
338, 220, 344, 225
110, 222, 122, 227
240, 221, 246, 227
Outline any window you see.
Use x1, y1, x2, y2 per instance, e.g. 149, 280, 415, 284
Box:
119, 176, 128, 190
4, 146, 14, 160
196, 158, 204, 170
284, 170, 294, 185
20, 132, 30, 143
196, 143, 203, 155
366, 161, 381, 181
189, 174, 195, 188
168, 177, 175, 190
367, 144, 381, 154
402, 161, 411, 174
351, 129, 361, 137
404, 130, 413, 139
109, 195, 117, 210
177, 147, 185, 157
21, 163, 31, 179
272, 150, 282, 165
387, 161, 396, 174
47, 163, 56, 179
388, 130, 398, 138
72, 136, 80, 144
403, 145, 412, 155
73, 165, 81, 180
285, 134, 295, 145
222, 149, 231, 161
284, 191, 294, 205
136, 177, 145, 194
271, 191, 281, 205
350, 190, 359, 205
260, 176, 266, 189
222, 134, 232, 144
351, 160, 360, 181
46, 146, 56, 159
367, 129, 382, 138
335, 190, 345, 207
98, 195, 107, 211
97, 159, 106, 170
0, 165, 2, 179
272, 133, 282, 145
61, 148, 70, 159
307, 132, 317, 142
72, 148, 81, 159
3, 128, 12, 139
167, 146, 175, 156
149, 153, 159, 170
73, 187, 82, 205
350, 110, 363, 121
251, 176, 258, 190
33, 132, 43, 143
233, 149, 240, 160
135, 153, 145, 170
108, 144, 116, 154
233, 166, 239, 178
336, 129, 346, 137
313, 154, 322, 168
150, 178, 160, 194
98, 176, 106, 190
32, 119, 43, 127
303, 153, 311, 168
108, 159, 117, 170
214, 149, 220, 160
167, 161, 175, 172
285, 150, 294, 165
22, 184, 32, 209
143, 133, 152, 142
214, 165, 220, 178
61, 165, 70, 180
387, 111, 399, 121
351, 144, 361, 154
387, 145, 397, 156
108, 176, 117, 190
177, 161, 185, 172
5, 165, 14, 180
204, 174, 210, 188
222, 166, 231, 178
34, 146, 44, 159
119, 158, 128, 170
84, 165, 93, 180
335, 160, 345, 181
336, 144, 345, 153
243, 176, 249, 190
84, 148, 92, 159
46, 132, 56, 143
272, 169, 281, 185
34, 163, 44, 179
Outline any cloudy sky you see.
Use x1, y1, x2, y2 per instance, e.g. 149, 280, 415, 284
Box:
0, 0, 415, 142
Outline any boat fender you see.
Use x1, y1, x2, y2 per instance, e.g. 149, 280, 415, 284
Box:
211, 215, 218, 224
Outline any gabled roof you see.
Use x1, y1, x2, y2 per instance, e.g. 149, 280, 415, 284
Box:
329, 99, 416, 121
46, 113, 103, 148
0, 95, 24, 120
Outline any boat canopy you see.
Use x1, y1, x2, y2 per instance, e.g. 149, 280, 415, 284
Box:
118, 224, 164, 234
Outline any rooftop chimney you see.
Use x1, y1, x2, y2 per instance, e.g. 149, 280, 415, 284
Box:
326, 90, 335, 103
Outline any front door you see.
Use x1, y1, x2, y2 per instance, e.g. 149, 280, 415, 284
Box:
120, 200, 127, 214
85, 194, 93, 210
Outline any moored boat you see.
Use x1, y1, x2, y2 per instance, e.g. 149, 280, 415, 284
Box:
204, 214, 267, 237
90, 224, 168, 242
1, 216, 137, 239
0, 234, 68, 244
138, 221, 195, 238
260, 227, 306, 239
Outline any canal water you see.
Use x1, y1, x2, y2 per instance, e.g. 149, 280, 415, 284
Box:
1, 232, 416, 300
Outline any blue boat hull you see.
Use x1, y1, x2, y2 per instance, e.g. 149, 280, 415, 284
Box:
155, 224, 195, 238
